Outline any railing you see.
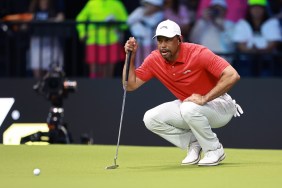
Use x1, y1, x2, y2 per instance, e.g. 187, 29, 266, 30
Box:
217, 51, 282, 77
0, 20, 282, 78
0, 21, 128, 78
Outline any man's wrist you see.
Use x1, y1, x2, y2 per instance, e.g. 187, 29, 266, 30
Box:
202, 95, 208, 105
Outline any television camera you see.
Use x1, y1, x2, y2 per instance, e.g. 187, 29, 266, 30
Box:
22, 66, 77, 144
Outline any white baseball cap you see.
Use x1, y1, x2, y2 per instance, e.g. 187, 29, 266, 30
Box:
141, 0, 164, 7
210, 0, 227, 8
152, 19, 181, 39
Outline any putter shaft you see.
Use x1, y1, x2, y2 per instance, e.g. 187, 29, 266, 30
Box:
106, 51, 132, 170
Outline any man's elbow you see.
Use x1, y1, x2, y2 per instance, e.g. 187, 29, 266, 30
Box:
230, 72, 240, 86
234, 72, 240, 83
227, 65, 240, 83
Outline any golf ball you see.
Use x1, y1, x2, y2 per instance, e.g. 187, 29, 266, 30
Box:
33, 168, 40, 176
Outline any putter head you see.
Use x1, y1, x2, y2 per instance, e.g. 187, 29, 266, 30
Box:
105, 159, 119, 170
105, 164, 119, 170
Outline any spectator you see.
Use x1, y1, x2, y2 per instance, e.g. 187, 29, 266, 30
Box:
127, 0, 164, 68
189, 0, 235, 62
163, 0, 192, 40
183, 0, 200, 22
232, 0, 282, 76
29, 0, 65, 79
76, 0, 128, 78
196, 0, 248, 23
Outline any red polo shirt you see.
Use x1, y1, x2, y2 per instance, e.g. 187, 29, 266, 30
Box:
135, 43, 230, 101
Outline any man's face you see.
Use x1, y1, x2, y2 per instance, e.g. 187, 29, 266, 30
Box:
39, 0, 49, 10
250, 5, 265, 20
156, 36, 180, 62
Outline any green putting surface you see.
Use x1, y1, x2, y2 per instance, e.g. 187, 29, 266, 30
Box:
1, 145, 281, 188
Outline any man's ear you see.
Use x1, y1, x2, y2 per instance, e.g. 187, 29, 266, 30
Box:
178, 36, 182, 42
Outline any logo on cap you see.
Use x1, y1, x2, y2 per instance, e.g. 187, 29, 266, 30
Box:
152, 19, 181, 39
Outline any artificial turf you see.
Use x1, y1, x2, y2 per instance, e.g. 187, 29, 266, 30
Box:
0, 145, 281, 188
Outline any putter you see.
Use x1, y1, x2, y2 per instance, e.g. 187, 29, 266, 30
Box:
106, 51, 132, 170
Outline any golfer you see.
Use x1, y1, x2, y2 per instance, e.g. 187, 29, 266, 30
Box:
123, 19, 243, 166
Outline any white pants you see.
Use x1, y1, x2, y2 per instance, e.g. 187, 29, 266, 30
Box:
30, 37, 63, 70
143, 93, 237, 152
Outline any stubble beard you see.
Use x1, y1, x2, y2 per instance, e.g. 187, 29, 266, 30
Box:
160, 50, 173, 62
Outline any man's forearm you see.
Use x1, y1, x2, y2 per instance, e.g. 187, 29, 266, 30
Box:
122, 53, 137, 90
203, 67, 240, 103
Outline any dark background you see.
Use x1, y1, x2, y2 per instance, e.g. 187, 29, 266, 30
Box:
0, 78, 282, 149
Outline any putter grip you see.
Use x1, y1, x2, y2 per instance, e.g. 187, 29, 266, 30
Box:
125, 51, 132, 82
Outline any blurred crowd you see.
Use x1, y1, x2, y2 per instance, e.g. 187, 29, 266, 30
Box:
0, 0, 282, 78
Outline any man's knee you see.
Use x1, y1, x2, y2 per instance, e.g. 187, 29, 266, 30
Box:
143, 110, 154, 130
143, 109, 158, 131
180, 102, 203, 125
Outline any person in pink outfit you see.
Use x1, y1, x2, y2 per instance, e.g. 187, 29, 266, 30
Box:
196, 0, 248, 22
190, 0, 235, 62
